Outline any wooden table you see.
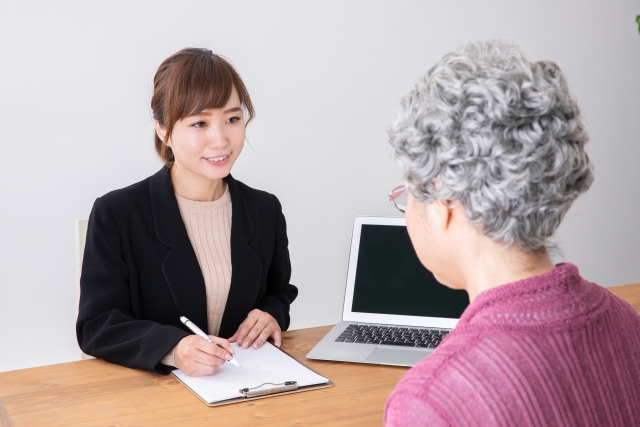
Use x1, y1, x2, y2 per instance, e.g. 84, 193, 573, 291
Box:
1, 284, 639, 427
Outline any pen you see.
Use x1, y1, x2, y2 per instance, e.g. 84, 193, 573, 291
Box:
180, 316, 241, 368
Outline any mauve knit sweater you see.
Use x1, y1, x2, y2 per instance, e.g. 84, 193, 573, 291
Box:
385, 263, 640, 427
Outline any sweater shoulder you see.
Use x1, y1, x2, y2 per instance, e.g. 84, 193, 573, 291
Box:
394, 331, 482, 392
386, 335, 480, 427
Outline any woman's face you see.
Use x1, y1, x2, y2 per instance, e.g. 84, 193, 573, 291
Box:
163, 87, 245, 181
405, 193, 463, 289
405, 195, 439, 274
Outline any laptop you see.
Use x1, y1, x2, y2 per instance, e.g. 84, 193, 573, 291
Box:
307, 216, 469, 367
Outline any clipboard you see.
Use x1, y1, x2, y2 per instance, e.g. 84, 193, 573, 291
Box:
172, 342, 333, 406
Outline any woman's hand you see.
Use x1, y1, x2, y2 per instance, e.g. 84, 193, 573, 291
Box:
230, 309, 281, 349
174, 335, 234, 377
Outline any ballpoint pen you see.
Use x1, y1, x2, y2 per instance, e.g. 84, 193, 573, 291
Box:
180, 316, 241, 368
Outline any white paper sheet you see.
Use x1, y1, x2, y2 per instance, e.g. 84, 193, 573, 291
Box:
172, 342, 329, 404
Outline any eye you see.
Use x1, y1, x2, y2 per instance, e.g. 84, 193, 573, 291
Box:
191, 121, 207, 128
227, 116, 242, 124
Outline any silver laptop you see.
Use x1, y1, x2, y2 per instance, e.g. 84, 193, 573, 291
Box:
307, 216, 469, 367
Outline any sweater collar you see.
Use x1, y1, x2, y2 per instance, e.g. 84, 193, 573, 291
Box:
457, 263, 596, 327
149, 166, 253, 247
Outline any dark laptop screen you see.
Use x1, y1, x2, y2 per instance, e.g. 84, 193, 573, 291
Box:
351, 224, 469, 319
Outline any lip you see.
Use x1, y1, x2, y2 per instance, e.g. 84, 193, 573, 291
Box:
203, 155, 230, 166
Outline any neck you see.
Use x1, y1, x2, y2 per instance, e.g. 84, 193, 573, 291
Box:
460, 237, 555, 303
170, 164, 226, 201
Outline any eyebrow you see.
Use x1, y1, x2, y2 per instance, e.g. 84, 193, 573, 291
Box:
190, 106, 242, 117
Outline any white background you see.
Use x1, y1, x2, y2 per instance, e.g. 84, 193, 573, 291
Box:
0, 0, 638, 372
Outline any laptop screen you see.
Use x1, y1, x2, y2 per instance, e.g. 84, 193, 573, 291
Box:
351, 224, 469, 319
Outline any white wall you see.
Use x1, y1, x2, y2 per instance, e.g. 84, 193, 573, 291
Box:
1, 0, 638, 373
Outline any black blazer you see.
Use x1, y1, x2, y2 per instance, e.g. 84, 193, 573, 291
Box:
76, 167, 298, 374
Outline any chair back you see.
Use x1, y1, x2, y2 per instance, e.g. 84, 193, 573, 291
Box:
75, 219, 93, 360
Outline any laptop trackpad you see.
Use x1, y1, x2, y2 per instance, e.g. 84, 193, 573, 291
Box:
367, 347, 430, 367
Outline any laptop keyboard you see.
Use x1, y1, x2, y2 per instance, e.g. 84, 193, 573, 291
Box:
335, 324, 450, 348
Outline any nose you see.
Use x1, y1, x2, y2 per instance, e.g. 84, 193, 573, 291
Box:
206, 123, 228, 148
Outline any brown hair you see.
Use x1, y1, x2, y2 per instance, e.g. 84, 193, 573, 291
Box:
151, 48, 255, 168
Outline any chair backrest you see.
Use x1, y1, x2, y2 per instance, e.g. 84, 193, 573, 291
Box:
75, 219, 93, 360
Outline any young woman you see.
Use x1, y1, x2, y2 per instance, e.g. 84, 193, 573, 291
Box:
77, 48, 298, 377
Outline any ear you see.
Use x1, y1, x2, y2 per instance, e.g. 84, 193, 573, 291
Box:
433, 199, 454, 231
154, 121, 169, 146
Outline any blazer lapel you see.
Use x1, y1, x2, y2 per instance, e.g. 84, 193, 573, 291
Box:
149, 167, 208, 332
218, 174, 263, 338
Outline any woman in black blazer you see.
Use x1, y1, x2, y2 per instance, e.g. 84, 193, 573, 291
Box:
77, 48, 298, 376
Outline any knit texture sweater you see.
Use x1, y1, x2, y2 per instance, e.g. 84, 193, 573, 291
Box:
385, 263, 640, 427
161, 186, 232, 367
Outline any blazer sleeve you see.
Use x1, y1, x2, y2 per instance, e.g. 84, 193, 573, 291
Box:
255, 195, 298, 330
76, 197, 189, 374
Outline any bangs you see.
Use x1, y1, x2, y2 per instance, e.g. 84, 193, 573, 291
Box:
163, 52, 254, 126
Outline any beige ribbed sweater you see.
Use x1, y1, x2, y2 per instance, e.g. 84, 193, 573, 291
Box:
161, 185, 233, 367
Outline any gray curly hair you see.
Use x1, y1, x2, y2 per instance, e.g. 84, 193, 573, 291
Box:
389, 40, 594, 252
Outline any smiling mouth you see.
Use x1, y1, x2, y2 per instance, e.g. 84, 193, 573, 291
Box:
204, 155, 229, 163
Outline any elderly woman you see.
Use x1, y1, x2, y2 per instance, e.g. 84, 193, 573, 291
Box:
384, 40, 640, 426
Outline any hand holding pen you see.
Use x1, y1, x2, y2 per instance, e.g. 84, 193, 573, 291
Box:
173, 316, 241, 377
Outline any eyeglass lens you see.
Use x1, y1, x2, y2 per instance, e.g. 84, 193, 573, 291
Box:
390, 186, 408, 211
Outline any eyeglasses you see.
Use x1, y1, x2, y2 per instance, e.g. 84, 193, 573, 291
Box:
389, 185, 408, 213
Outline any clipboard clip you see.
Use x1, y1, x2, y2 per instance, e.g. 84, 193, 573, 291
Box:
239, 381, 298, 398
